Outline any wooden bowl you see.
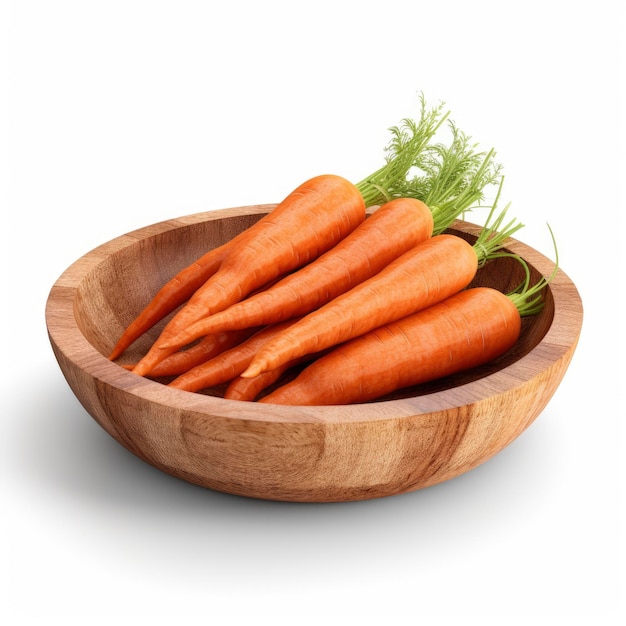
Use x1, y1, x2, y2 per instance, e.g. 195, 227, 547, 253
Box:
46, 204, 583, 502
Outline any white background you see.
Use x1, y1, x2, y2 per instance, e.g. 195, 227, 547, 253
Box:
3, 1, 625, 623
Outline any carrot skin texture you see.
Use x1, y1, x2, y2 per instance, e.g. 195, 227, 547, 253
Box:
120, 329, 253, 375
168, 319, 301, 393
242, 233, 479, 379
224, 361, 297, 402
163, 197, 434, 351
260, 287, 522, 406
132, 174, 366, 377
143, 328, 258, 377
224, 351, 328, 401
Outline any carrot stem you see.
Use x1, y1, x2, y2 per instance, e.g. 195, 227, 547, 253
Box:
471, 177, 525, 266
506, 224, 559, 317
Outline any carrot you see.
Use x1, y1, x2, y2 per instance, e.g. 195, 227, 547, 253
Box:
108, 241, 229, 360
122, 328, 258, 378
168, 319, 302, 393
241, 198, 523, 380
224, 370, 283, 402
259, 287, 521, 405
161, 197, 435, 352
131, 174, 366, 377
223, 356, 311, 402
261, 240, 557, 406
238, 233, 475, 379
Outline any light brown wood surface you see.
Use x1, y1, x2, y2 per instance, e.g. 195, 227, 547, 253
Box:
45, 205, 583, 502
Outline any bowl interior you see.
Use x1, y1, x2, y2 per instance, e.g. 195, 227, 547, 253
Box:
71, 209, 555, 403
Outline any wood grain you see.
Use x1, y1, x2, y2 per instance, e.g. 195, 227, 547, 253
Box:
45, 205, 583, 502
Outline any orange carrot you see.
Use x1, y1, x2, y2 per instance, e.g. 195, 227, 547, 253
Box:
241, 201, 523, 380
123, 328, 258, 378
223, 356, 309, 402
162, 197, 434, 352
168, 319, 302, 393
240, 233, 478, 379
108, 241, 229, 360
260, 241, 558, 407
260, 287, 522, 405
132, 175, 366, 377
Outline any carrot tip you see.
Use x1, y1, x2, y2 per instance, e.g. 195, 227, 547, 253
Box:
239, 365, 260, 379
131, 362, 152, 377
159, 338, 183, 351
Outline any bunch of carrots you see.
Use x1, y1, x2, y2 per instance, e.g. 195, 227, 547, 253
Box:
109, 95, 556, 405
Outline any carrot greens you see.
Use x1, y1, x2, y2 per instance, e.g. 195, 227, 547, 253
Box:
356, 93, 503, 233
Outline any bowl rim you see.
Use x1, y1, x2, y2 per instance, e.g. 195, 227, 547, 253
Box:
46, 204, 583, 425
